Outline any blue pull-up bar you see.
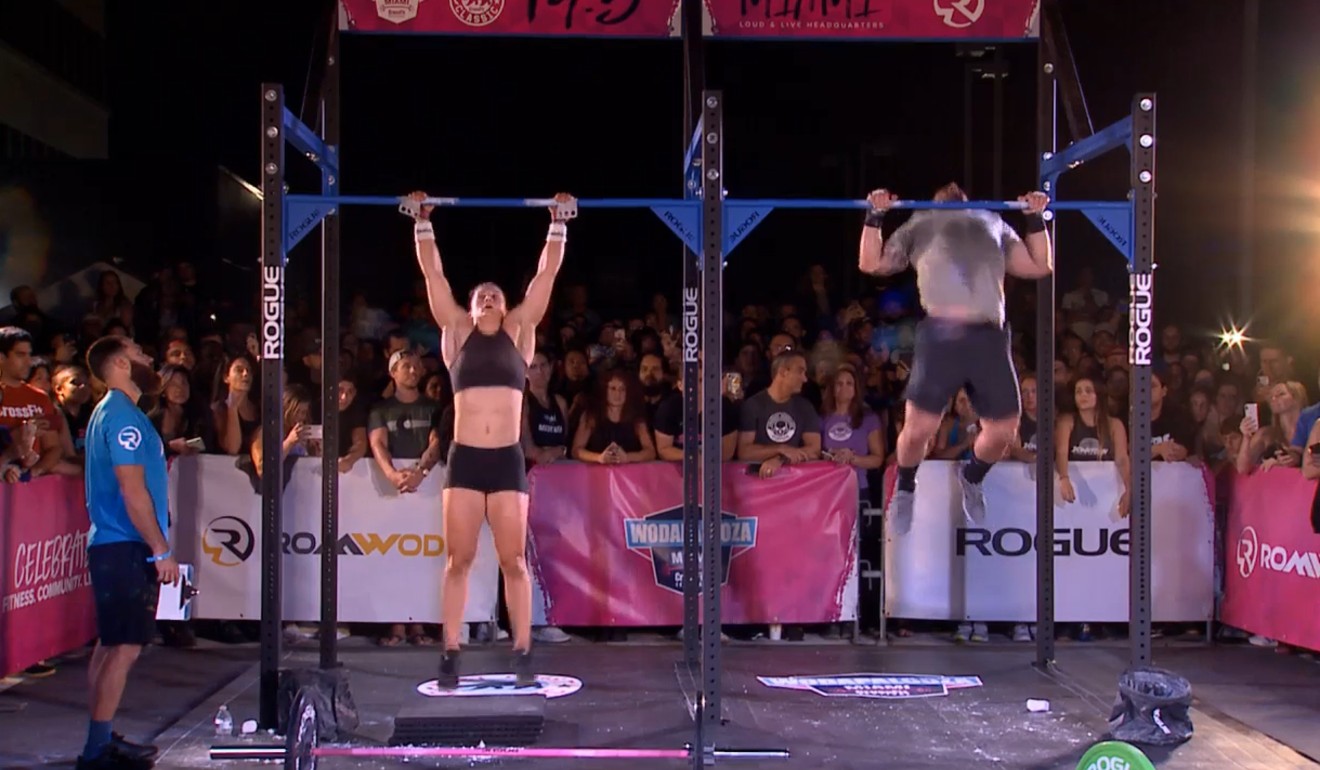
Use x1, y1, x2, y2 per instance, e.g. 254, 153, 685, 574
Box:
286, 194, 1128, 212
283, 192, 1133, 256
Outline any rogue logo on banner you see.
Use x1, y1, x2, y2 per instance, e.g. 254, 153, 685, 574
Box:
624, 507, 757, 594
883, 461, 1214, 623
758, 674, 984, 700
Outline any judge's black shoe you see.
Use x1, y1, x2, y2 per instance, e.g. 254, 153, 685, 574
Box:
512, 649, 536, 688
75, 744, 152, 770
111, 733, 158, 761
437, 649, 460, 689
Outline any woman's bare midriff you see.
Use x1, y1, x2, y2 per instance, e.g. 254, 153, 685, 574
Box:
453, 386, 525, 448
925, 305, 982, 322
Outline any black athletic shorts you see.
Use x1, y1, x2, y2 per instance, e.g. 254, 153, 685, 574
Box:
906, 317, 1021, 421
88, 541, 161, 647
445, 443, 528, 494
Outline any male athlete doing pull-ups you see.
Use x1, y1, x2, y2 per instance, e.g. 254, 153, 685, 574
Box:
858, 183, 1053, 535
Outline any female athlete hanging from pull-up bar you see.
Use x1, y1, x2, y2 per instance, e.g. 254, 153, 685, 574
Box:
408, 190, 574, 688
858, 182, 1053, 536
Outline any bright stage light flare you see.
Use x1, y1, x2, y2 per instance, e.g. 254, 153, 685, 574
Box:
1218, 325, 1248, 350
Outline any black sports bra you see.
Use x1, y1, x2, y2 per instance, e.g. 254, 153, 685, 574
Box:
450, 329, 527, 392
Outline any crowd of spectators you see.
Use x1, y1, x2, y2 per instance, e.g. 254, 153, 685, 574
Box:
2, 254, 1315, 656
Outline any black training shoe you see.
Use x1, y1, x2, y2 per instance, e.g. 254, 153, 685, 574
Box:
512, 649, 536, 688
76, 744, 153, 770
437, 649, 460, 689
111, 733, 158, 761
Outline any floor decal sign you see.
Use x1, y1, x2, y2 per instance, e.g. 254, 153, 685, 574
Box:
417, 674, 583, 699
757, 673, 984, 700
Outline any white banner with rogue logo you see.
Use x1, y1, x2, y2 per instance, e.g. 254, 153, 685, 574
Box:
884, 461, 1214, 622
169, 455, 499, 623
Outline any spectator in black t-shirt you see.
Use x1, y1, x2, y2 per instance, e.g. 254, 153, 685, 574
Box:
637, 353, 669, 428
653, 367, 738, 462
52, 364, 93, 457
1150, 372, 1197, 462
335, 377, 369, 473
1007, 374, 1038, 463
737, 350, 821, 479
571, 370, 656, 465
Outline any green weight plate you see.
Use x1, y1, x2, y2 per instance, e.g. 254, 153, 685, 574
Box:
1077, 741, 1156, 770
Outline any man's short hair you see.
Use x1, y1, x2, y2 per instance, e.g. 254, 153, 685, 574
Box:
86, 335, 132, 383
770, 349, 806, 379
0, 326, 32, 356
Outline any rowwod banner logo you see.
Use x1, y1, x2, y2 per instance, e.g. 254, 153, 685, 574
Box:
624, 507, 757, 594
757, 673, 984, 700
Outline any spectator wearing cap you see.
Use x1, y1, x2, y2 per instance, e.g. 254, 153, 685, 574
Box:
367, 350, 443, 647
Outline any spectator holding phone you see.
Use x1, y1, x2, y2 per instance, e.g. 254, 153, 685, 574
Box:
1237, 381, 1306, 474
150, 364, 203, 457
250, 384, 319, 480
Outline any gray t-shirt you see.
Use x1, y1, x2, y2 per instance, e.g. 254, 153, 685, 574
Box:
884, 210, 1020, 324
367, 396, 440, 460
739, 390, 820, 449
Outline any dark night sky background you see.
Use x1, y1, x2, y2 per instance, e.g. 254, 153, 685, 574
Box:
64, 0, 1320, 353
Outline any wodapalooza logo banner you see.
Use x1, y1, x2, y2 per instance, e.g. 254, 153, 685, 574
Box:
624, 507, 757, 594
757, 673, 984, 700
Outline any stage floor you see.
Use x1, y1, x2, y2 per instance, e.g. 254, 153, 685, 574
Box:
4, 638, 1318, 769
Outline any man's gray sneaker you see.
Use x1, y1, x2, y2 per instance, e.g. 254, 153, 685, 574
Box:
887, 489, 915, 536
958, 470, 987, 524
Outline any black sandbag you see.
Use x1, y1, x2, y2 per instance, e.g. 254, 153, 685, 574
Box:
1108, 666, 1194, 747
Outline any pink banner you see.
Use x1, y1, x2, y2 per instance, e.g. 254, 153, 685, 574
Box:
339, 0, 681, 37
0, 477, 97, 676
339, 0, 1040, 38
705, 0, 1039, 40
1221, 469, 1320, 653
528, 462, 858, 626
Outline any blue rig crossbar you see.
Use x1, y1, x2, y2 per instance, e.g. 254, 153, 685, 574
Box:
276, 107, 1140, 264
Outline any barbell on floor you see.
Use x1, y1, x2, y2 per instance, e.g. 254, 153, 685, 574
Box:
209, 744, 791, 763
209, 686, 789, 769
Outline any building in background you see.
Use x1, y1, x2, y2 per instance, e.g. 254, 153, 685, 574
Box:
0, 0, 106, 159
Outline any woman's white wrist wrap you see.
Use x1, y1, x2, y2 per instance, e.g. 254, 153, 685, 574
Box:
547, 222, 567, 243
414, 221, 435, 244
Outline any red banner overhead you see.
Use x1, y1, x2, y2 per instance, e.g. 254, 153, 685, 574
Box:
338, 0, 682, 36
704, 0, 1040, 40
338, 0, 1040, 39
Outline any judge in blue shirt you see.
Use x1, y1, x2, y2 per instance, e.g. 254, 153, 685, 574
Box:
79, 335, 176, 770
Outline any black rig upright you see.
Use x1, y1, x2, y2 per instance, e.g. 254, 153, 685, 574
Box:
258, 83, 287, 730
1128, 94, 1157, 667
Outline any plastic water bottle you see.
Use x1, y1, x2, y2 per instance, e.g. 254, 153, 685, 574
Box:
214, 705, 234, 736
